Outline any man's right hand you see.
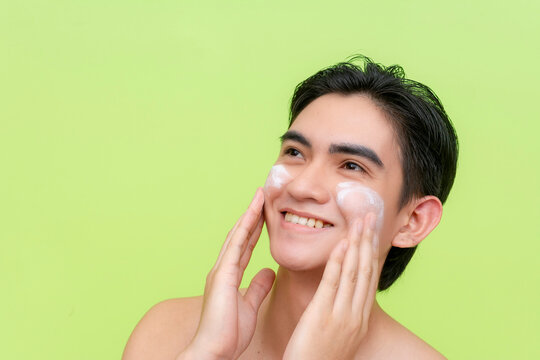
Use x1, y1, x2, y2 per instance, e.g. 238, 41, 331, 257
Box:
176, 187, 275, 360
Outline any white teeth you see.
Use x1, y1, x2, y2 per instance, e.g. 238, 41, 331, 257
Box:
285, 212, 293, 222
283, 212, 331, 228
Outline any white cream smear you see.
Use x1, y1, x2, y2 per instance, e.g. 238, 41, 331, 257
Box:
264, 164, 292, 189
336, 182, 385, 233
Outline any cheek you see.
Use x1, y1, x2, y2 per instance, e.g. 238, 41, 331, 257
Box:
336, 182, 385, 232
263, 164, 292, 199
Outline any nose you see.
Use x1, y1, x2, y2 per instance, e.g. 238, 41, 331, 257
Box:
285, 160, 331, 204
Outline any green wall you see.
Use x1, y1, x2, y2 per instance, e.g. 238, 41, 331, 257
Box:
1, 1, 539, 358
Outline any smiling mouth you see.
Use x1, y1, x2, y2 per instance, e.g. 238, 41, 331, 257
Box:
281, 211, 334, 229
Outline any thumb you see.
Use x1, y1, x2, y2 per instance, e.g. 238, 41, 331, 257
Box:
244, 268, 275, 312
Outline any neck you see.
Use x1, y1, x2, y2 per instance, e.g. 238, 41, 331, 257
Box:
258, 265, 322, 357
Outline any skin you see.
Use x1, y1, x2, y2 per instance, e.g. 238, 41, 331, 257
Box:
122, 93, 446, 360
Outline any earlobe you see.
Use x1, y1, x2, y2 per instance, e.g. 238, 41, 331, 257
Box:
391, 196, 443, 248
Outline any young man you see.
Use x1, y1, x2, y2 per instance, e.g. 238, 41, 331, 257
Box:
123, 55, 458, 359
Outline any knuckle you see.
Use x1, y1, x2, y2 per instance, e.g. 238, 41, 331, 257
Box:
350, 323, 361, 333
232, 238, 246, 252
346, 270, 358, 283
215, 264, 238, 281
343, 325, 358, 338
322, 274, 340, 290
235, 226, 249, 239
360, 265, 372, 278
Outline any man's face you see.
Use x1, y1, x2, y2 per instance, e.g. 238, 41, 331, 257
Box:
263, 93, 405, 271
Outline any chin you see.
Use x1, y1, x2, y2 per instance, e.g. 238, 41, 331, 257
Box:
268, 233, 331, 272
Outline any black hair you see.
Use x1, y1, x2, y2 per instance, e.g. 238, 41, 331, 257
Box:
288, 55, 458, 291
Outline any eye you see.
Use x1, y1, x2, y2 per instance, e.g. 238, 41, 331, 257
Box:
344, 161, 367, 173
284, 147, 303, 159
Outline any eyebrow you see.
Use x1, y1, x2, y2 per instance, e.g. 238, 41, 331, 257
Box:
280, 130, 385, 169
280, 130, 311, 147
329, 143, 385, 169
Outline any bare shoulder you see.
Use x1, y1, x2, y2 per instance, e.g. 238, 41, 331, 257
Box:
391, 324, 447, 359
378, 315, 447, 360
122, 295, 204, 360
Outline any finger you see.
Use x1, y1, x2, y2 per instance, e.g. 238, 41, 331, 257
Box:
311, 239, 348, 309
362, 231, 380, 324
243, 206, 264, 249
352, 212, 376, 314
334, 218, 363, 314
214, 188, 263, 268
244, 268, 276, 312
237, 214, 265, 283
214, 213, 244, 268
215, 204, 262, 270
219, 188, 265, 270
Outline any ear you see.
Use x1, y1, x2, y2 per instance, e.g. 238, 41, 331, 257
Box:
391, 195, 443, 248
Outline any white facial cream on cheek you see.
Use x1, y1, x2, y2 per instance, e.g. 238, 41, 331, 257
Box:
336, 182, 385, 233
264, 164, 292, 190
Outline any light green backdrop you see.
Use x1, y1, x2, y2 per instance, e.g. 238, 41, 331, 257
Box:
1, 1, 539, 359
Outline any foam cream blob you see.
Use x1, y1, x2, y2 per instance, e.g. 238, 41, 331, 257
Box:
264, 164, 292, 189
336, 182, 385, 232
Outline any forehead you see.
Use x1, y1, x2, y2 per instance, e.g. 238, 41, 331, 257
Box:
289, 93, 400, 163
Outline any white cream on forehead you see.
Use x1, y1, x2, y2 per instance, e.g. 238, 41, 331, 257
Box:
264, 164, 292, 189
336, 182, 385, 231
